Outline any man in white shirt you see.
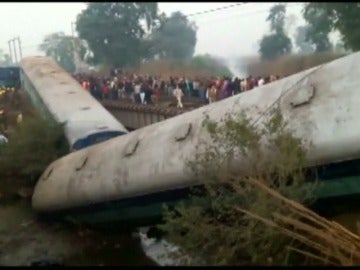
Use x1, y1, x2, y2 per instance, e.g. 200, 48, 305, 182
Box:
258, 77, 265, 87
134, 82, 142, 104
173, 85, 184, 108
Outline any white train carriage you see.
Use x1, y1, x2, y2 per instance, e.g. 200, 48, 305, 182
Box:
19, 56, 128, 151
32, 52, 360, 221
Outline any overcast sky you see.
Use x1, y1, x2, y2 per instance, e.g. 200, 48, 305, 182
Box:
0, 2, 307, 74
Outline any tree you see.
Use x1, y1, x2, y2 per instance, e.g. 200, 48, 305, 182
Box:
303, 3, 360, 51
40, 32, 92, 73
0, 50, 11, 66
295, 26, 314, 54
258, 4, 292, 60
76, 2, 159, 68
149, 11, 197, 60
259, 33, 292, 60
303, 6, 332, 52
267, 4, 287, 33
39, 32, 76, 73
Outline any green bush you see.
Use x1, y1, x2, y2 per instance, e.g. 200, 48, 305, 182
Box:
0, 113, 68, 195
159, 106, 320, 266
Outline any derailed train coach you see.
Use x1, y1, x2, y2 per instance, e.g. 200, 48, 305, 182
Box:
32, 52, 360, 225
0, 66, 21, 89
19, 56, 128, 151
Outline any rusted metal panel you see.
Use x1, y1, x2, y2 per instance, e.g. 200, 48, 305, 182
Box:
32, 52, 360, 212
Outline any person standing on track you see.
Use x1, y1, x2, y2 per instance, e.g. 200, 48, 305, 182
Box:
173, 84, 184, 109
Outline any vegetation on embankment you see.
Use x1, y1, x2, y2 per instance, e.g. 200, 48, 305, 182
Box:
159, 105, 360, 266
98, 54, 233, 79
0, 99, 68, 198
242, 52, 346, 78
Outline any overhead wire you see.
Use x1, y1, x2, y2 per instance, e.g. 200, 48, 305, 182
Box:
18, 2, 253, 52
18, 2, 305, 55
184, 2, 248, 18
191, 3, 304, 25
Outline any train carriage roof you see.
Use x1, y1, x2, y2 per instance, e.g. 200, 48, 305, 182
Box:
20, 56, 127, 135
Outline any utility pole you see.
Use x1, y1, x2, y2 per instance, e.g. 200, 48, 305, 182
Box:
17, 37, 23, 60
8, 40, 13, 64
7, 37, 22, 64
12, 39, 18, 64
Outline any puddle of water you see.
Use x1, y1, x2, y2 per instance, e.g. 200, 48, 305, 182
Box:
137, 227, 179, 266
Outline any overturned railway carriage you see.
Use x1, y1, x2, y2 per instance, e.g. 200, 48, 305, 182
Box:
32, 52, 360, 224
19, 56, 128, 151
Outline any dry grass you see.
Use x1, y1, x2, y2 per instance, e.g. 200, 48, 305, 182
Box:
96, 58, 232, 80
126, 59, 211, 79
236, 177, 360, 266
243, 52, 346, 77
96, 60, 210, 79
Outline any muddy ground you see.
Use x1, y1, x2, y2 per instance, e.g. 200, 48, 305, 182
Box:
0, 198, 157, 266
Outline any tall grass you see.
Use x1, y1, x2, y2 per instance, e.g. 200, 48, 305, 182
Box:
244, 52, 347, 77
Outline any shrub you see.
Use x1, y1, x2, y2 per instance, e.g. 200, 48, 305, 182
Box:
0, 111, 68, 195
159, 106, 360, 266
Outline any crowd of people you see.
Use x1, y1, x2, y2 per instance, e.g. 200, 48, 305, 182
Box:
73, 71, 281, 108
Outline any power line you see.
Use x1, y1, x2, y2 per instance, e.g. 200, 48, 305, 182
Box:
184, 2, 302, 19
19, 3, 251, 50
193, 3, 303, 25
185, 2, 248, 18
19, 3, 305, 52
